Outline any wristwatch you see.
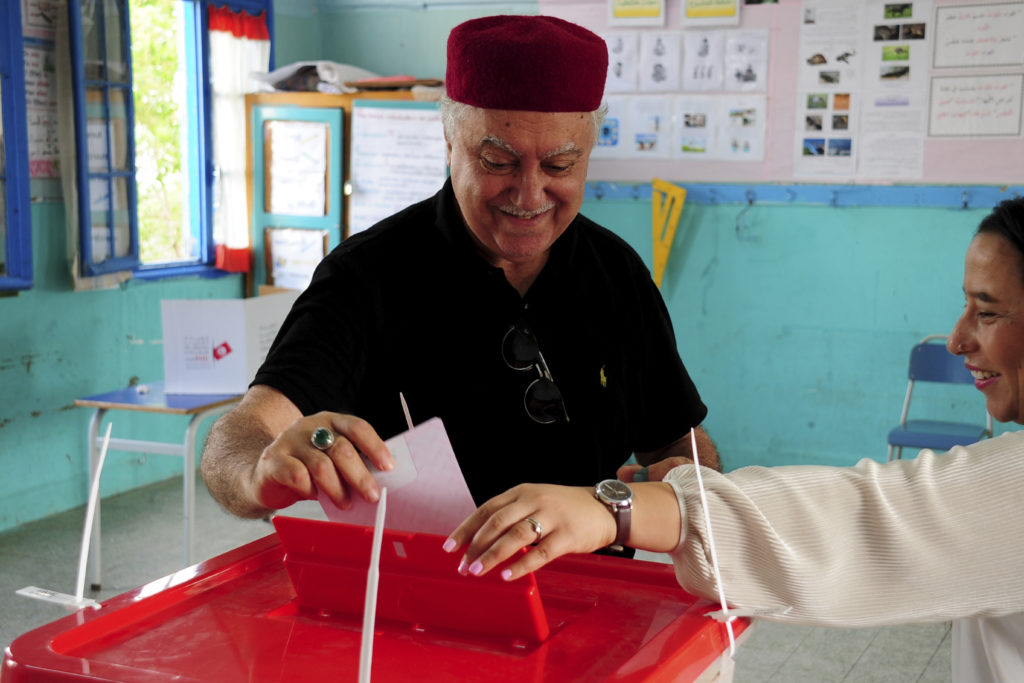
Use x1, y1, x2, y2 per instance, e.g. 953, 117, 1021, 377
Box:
594, 479, 633, 547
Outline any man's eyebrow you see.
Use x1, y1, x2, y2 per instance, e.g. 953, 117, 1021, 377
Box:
543, 141, 581, 159
479, 137, 581, 160
481, 135, 519, 157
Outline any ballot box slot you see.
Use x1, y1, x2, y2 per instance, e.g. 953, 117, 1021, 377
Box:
272, 516, 551, 647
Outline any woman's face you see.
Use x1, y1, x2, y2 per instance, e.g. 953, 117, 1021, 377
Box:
948, 232, 1024, 424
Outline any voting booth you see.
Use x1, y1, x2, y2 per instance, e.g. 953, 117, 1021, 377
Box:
160, 291, 298, 394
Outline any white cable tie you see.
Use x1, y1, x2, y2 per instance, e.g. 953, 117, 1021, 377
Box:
690, 427, 736, 655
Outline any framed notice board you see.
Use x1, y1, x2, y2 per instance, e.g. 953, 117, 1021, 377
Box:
248, 104, 343, 294
264, 226, 330, 291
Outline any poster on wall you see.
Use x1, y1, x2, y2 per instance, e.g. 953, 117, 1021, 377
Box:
793, 0, 863, 179
348, 102, 447, 235
718, 94, 767, 160
22, 0, 57, 41
609, 0, 666, 27
680, 0, 742, 27
625, 95, 673, 158
933, 3, 1024, 69
604, 32, 640, 92
724, 29, 770, 91
929, 74, 1024, 137
672, 95, 719, 158
639, 32, 683, 92
682, 30, 726, 91
592, 96, 630, 158
24, 46, 60, 178
857, 0, 932, 180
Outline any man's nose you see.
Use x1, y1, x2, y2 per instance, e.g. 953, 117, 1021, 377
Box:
513, 167, 547, 209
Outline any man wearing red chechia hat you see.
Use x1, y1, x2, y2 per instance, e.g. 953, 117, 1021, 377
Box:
202, 16, 717, 544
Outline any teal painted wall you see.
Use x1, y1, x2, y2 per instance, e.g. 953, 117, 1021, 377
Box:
581, 199, 1004, 471
273, 11, 324, 66
0, 203, 243, 532
310, 6, 532, 80
0, 5, 1006, 535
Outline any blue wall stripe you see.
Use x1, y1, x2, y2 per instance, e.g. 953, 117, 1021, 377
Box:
585, 182, 1024, 209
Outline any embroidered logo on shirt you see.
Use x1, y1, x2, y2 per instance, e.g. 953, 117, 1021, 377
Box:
599, 365, 608, 388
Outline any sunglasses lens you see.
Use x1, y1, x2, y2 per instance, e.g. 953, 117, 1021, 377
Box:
502, 326, 540, 370
524, 378, 567, 424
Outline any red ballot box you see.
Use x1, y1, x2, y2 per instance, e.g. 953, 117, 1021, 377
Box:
2, 520, 749, 682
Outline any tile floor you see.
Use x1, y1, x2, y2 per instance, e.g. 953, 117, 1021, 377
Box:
1, 475, 952, 682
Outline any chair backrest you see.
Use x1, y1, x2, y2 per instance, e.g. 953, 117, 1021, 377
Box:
908, 338, 974, 384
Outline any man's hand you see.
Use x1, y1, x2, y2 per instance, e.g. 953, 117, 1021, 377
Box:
201, 385, 394, 518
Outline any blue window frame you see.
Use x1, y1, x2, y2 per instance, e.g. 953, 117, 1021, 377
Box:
1, 0, 33, 291
66, 0, 273, 279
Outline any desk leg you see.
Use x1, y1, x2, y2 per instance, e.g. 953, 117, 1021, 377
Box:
86, 408, 106, 591
183, 414, 200, 567
182, 405, 235, 568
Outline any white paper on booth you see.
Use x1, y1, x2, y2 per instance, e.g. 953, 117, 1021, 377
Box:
242, 291, 299, 384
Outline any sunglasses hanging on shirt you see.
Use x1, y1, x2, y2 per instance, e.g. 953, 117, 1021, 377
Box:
501, 324, 570, 425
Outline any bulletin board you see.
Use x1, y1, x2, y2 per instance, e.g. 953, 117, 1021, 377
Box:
541, 0, 1024, 186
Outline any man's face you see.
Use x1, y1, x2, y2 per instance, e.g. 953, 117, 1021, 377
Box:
446, 107, 594, 271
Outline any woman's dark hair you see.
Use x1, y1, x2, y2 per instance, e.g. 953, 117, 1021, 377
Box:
977, 197, 1024, 285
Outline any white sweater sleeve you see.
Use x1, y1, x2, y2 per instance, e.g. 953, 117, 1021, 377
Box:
665, 431, 1024, 627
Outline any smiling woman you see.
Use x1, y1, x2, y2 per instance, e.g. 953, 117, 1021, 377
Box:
947, 199, 1024, 424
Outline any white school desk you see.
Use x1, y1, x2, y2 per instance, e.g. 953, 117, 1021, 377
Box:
74, 381, 241, 589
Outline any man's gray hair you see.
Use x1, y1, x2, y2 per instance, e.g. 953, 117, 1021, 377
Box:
439, 94, 608, 147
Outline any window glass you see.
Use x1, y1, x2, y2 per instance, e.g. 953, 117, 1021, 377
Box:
0, 178, 6, 277
0, 77, 5, 277
132, 0, 192, 264
81, 0, 106, 80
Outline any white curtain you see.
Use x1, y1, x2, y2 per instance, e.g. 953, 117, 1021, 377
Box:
209, 6, 270, 269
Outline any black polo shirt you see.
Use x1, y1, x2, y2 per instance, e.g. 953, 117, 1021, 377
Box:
255, 179, 707, 504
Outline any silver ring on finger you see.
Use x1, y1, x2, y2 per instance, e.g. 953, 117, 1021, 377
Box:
523, 516, 543, 543
311, 427, 335, 451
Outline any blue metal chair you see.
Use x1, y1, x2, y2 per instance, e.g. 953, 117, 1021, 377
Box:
887, 335, 993, 461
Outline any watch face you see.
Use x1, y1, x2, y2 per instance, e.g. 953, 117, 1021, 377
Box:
597, 479, 632, 502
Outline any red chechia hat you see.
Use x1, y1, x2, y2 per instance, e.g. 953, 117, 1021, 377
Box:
446, 15, 608, 113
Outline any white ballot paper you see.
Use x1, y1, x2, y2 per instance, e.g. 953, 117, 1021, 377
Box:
317, 417, 477, 537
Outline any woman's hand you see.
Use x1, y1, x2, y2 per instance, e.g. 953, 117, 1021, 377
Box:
443, 484, 616, 582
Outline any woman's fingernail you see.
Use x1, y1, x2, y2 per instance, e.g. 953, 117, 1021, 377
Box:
457, 558, 469, 576
443, 538, 456, 553
367, 488, 380, 503
501, 568, 513, 581
469, 560, 483, 576
632, 467, 650, 482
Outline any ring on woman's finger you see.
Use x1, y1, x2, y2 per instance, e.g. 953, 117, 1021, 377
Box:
523, 517, 543, 543
310, 427, 336, 451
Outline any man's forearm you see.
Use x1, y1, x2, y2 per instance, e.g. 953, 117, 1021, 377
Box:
636, 426, 721, 472
201, 410, 275, 519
